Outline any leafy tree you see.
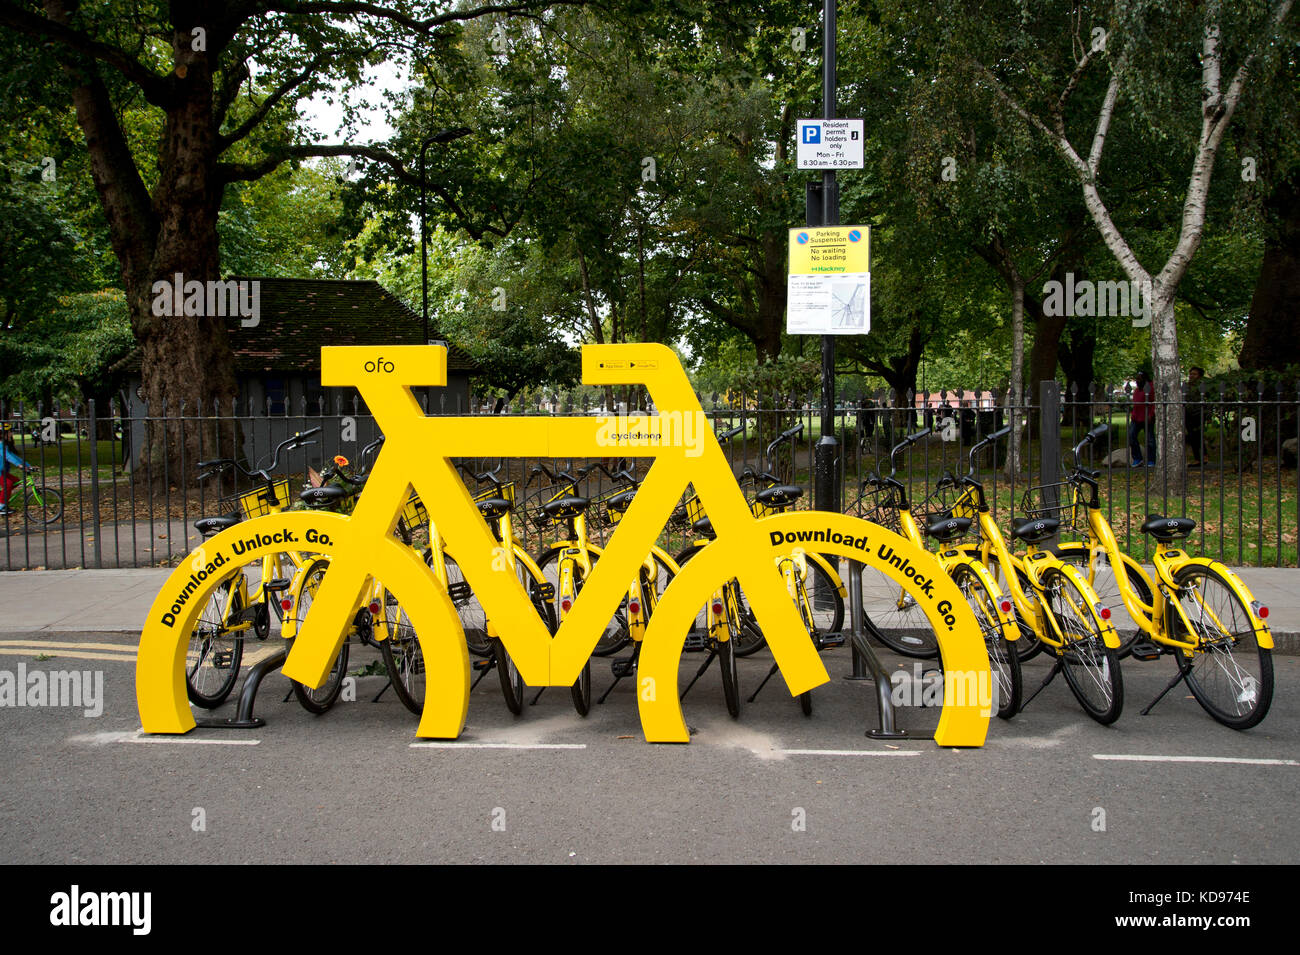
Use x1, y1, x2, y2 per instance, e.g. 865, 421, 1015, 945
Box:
0, 0, 612, 481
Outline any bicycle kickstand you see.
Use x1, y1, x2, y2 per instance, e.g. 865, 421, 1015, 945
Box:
678, 647, 718, 701
598, 644, 641, 705
746, 662, 780, 704
1017, 657, 1062, 712
1140, 665, 1188, 716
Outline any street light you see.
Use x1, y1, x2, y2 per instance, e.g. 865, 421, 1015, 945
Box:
419, 126, 472, 343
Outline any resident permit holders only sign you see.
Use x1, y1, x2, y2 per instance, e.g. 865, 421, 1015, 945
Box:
796, 119, 865, 169
787, 226, 870, 335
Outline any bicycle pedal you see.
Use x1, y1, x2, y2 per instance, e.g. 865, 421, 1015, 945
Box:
534, 582, 555, 601
264, 578, 292, 593
820, 632, 847, 649
447, 581, 472, 602
610, 658, 636, 678
682, 634, 708, 653
1128, 640, 1162, 661
471, 658, 493, 672
213, 650, 236, 670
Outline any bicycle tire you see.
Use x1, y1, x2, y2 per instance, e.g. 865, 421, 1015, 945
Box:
442, 554, 493, 658
1055, 548, 1152, 657
1008, 564, 1047, 662
185, 574, 244, 708
535, 545, 630, 656
1169, 565, 1273, 730
288, 557, 349, 714
379, 590, 425, 715
24, 484, 62, 525
571, 659, 592, 716
949, 563, 1022, 720
1040, 566, 1123, 725
855, 560, 938, 658
493, 637, 525, 715
719, 587, 741, 718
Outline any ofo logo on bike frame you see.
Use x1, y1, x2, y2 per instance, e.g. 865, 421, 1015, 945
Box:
0, 663, 103, 717
596, 410, 707, 457
1041, 273, 1153, 328
890, 662, 998, 718
150, 274, 261, 327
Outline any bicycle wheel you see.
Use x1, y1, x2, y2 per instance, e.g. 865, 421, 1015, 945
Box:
185, 573, 244, 708
676, 545, 765, 655
1056, 548, 1152, 657
719, 584, 742, 718
536, 545, 630, 656
1039, 567, 1123, 725
493, 637, 525, 715
24, 484, 62, 525
442, 554, 493, 658
1008, 564, 1047, 662
856, 561, 938, 658
288, 558, 349, 714
571, 659, 592, 716
294, 638, 349, 714
1169, 565, 1273, 730
949, 563, 1022, 720
380, 591, 425, 715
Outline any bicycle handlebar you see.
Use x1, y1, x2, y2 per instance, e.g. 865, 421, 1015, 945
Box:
1071, 423, 1109, 467
887, 427, 931, 474
764, 423, 803, 465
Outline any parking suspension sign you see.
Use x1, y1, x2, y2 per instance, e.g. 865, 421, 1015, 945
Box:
786, 225, 870, 335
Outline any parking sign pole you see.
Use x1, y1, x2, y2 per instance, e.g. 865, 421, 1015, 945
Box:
814, 0, 839, 515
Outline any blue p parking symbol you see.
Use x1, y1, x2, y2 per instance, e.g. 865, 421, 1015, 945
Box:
802, 125, 821, 144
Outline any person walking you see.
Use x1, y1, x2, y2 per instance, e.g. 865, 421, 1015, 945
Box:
1, 425, 36, 516
1129, 371, 1156, 467
1185, 366, 1206, 466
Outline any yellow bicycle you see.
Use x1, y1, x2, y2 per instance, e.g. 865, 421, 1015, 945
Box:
1050, 425, 1273, 729
951, 428, 1124, 724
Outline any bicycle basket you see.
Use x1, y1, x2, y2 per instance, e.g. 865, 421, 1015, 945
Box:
1020, 482, 1085, 532
236, 479, 291, 519
853, 484, 902, 535
529, 486, 571, 532
401, 492, 429, 531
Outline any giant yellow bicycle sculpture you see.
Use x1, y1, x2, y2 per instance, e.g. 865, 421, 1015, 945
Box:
137, 344, 990, 745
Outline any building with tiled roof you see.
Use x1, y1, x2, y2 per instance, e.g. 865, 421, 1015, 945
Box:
118, 278, 478, 469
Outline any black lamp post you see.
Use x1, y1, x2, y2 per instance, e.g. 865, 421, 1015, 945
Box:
418, 126, 472, 343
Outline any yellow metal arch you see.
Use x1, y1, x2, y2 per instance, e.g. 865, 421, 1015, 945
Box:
638, 512, 989, 747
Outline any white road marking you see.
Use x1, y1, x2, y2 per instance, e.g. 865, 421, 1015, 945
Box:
779, 748, 921, 757
127, 730, 259, 746
411, 742, 587, 750
1093, 754, 1298, 766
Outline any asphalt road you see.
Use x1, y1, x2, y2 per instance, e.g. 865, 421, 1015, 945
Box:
0, 636, 1296, 864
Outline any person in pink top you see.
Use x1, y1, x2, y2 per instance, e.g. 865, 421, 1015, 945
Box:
1129, 371, 1156, 466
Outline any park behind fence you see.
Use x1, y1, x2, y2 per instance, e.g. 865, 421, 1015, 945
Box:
3, 378, 1297, 571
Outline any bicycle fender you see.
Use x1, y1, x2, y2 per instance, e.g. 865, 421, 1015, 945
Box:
1171, 556, 1274, 648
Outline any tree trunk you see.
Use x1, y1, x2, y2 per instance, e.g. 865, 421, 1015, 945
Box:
1006, 273, 1025, 476
1239, 168, 1300, 372
1151, 297, 1186, 493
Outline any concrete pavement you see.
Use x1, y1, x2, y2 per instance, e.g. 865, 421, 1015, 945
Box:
0, 564, 1297, 652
